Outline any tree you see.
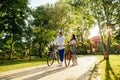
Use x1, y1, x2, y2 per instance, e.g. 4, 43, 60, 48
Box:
68, 0, 94, 55
31, 5, 58, 58
0, 0, 28, 60
88, 0, 120, 59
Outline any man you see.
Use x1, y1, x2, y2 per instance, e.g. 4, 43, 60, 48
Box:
56, 32, 65, 66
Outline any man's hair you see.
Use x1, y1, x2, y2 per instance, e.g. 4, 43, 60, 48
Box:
59, 32, 63, 35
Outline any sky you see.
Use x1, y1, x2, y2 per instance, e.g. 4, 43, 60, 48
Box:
88, 25, 99, 38
29, 0, 59, 8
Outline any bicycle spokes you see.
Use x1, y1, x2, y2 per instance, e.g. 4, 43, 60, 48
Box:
47, 53, 54, 66
65, 52, 71, 67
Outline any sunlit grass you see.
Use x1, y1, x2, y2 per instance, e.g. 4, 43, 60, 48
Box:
98, 55, 120, 80
0, 58, 47, 72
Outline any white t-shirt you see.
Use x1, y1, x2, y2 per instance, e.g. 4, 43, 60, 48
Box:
56, 36, 64, 50
70, 40, 77, 45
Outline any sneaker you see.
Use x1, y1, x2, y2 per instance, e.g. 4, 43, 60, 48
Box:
75, 62, 78, 65
72, 64, 75, 66
59, 63, 62, 66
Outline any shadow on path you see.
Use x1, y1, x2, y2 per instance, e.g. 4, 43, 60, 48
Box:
76, 59, 104, 80
0, 65, 71, 80
76, 70, 90, 80
24, 66, 70, 80
88, 59, 104, 80
0, 66, 49, 79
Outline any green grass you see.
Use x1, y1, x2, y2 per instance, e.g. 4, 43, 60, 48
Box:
0, 58, 47, 73
98, 55, 120, 80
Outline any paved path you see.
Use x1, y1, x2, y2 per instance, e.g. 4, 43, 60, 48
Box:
0, 56, 97, 80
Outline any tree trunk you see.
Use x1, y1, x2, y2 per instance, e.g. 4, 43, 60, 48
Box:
102, 0, 111, 60
105, 26, 111, 60
39, 43, 42, 58
90, 43, 93, 55
98, 21, 107, 59
8, 34, 13, 60
83, 44, 87, 55
28, 24, 32, 61
80, 32, 87, 55
8, 43, 12, 60
29, 43, 31, 61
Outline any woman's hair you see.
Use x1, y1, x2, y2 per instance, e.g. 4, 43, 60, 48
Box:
71, 34, 76, 41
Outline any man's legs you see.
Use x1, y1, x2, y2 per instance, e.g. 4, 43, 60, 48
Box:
58, 49, 64, 63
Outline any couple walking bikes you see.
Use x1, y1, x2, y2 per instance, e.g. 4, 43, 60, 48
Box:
56, 32, 78, 66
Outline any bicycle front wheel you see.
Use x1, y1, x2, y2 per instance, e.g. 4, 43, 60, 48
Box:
65, 52, 71, 67
47, 52, 54, 66
55, 51, 60, 64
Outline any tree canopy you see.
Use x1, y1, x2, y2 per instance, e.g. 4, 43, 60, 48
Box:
0, 0, 120, 60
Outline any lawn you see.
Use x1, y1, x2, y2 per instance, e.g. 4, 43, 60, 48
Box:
98, 55, 120, 80
0, 58, 46, 73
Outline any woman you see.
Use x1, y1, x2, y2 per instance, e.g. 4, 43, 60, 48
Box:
70, 34, 78, 66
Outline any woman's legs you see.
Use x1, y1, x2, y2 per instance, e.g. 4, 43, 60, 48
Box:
72, 54, 77, 65
74, 55, 78, 65
72, 55, 75, 65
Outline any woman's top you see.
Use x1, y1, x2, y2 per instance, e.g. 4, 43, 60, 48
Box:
70, 39, 77, 54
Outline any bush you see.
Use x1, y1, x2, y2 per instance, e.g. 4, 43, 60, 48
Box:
77, 48, 85, 55
110, 42, 120, 54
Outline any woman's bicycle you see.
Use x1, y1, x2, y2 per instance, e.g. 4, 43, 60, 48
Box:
64, 45, 72, 67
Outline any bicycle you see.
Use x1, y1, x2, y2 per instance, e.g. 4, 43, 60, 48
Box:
47, 44, 60, 66
64, 45, 72, 67
47, 44, 73, 67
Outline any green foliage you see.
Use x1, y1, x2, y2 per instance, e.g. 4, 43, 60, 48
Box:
97, 42, 103, 52
0, 0, 28, 59
0, 0, 119, 60
110, 42, 120, 53
114, 29, 120, 43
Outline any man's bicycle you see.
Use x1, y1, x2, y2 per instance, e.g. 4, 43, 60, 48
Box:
46, 44, 60, 66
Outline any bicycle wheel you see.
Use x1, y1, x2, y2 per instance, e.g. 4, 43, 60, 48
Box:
55, 51, 60, 64
65, 51, 71, 67
47, 52, 54, 66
